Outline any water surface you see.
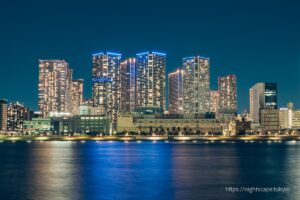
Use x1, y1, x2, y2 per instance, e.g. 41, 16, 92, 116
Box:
0, 141, 299, 200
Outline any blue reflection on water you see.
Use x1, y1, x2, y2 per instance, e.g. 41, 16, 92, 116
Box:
0, 141, 299, 200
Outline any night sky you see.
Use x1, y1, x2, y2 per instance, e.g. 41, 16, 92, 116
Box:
0, 0, 299, 112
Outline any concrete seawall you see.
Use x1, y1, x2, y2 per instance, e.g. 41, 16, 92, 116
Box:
0, 135, 300, 141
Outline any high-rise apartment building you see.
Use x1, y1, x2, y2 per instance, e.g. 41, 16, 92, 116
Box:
38, 60, 73, 117
7, 102, 32, 132
210, 90, 219, 113
72, 79, 84, 115
249, 82, 277, 123
136, 52, 166, 112
218, 75, 237, 121
92, 52, 122, 130
182, 56, 210, 115
120, 58, 136, 112
0, 99, 8, 132
168, 69, 184, 114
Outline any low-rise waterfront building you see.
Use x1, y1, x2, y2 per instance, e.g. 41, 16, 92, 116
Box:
117, 114, 222, 134
51, 116, 74, 135
24, 115, 112, 135
23, 118, 53, 134
49, 114, 111, 135
73, 115, 111, 135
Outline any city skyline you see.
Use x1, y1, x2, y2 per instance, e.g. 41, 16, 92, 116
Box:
1, 0, 300, 112
1, 54, 295, 134
0, 50, 298, 113
1, 1, 300, 199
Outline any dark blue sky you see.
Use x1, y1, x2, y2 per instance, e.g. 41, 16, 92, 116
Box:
0, 0, 299, 112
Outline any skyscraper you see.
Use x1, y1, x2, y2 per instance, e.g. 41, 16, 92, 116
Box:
264, 83, 277, 109
210, 90, 219, 113
92, 52, 122, 130
182, 56, 210, 115
120, 58, 136, 112
249, 82, 277, 123
38, 60, 73, 117
136, 52, 166, 112
218, 75, 237, 122
168, 69, 184, 114
0, 99, 8, 132
72, 79, 84, 115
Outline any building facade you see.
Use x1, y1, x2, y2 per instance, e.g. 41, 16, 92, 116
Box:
136, 52, 166, 112
23, 118, 53, 134
52, 116, 74, 135
182, 56, 210, 115
249, 82, 277, 123
71, 79, 84, 115
210, 90, 219, 113
24, 115, 111, 135
260, 109, 279, 131
7, 102, 32, 132
293, 110, 300, 129
228, 120, 251, 135
38, 60, 73, 117
279, 102, 300, 129
249, 83, 264, 123
117, 114, 222, 134
120, 58, 136, 112
52, 115, 111, 135
168, 69, 184, 114
92, 52, 122, 130
0, 99, 8, 132
73, 115, 111, 135
218, 75, 237, 122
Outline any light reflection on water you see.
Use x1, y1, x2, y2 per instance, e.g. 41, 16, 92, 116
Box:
28, 141, 82, 200
0, 141, 299, 200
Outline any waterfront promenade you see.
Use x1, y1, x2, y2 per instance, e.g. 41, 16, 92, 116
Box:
1, 135, 300, 142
